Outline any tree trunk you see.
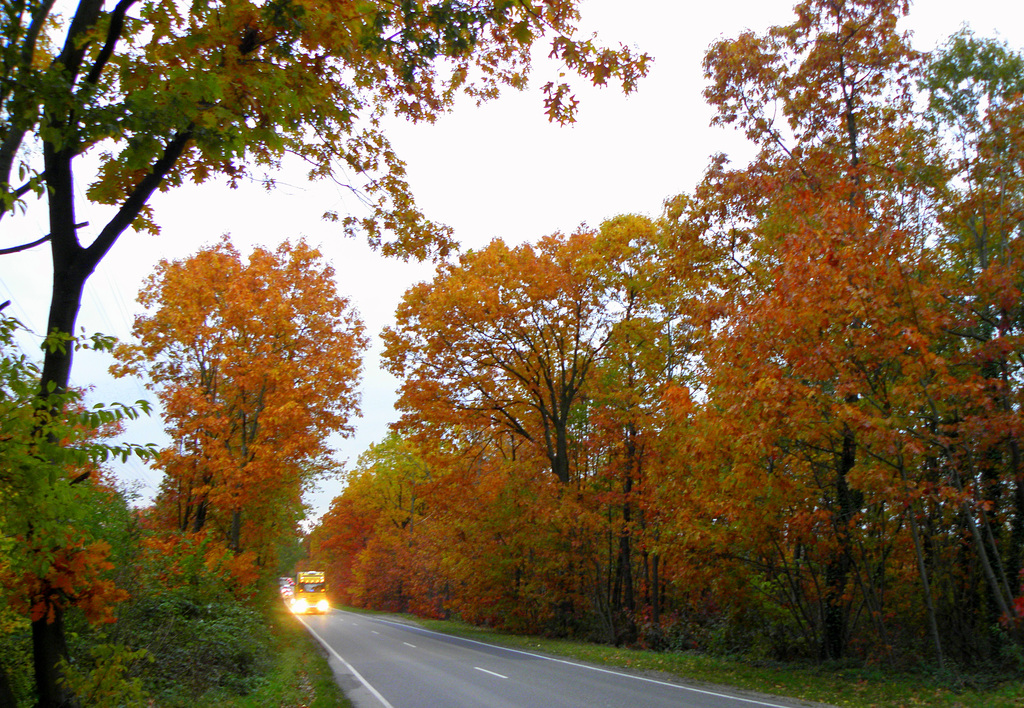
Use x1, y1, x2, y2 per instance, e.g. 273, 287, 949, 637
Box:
620, 437, 637, 616
822, 426, 859, 661
552, 423, 571, 484
191, 495, 209, 533
651, 552, 660, 626
0, 664, 17, 708
230, 508, 243, 552
904, 493, 945, 669
33, 179, 90, 706
32, 608, 75, 708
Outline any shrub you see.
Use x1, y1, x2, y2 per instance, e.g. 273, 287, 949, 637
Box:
111, 589, 272, 704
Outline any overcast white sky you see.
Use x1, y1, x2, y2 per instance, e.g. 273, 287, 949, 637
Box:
0, 0, 1020, 521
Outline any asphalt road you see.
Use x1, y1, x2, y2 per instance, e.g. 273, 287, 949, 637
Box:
296, 609, 833, 708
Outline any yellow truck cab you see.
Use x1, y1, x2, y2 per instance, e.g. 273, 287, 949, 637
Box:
291, 570, 328, 614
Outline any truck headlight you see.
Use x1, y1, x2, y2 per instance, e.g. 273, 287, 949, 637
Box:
292, 598, 309, 613
316, 599, 329, 613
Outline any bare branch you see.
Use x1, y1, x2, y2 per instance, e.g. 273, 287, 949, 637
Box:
0, 221, 88, 255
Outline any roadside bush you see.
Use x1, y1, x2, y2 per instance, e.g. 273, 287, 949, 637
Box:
0, 613, 33, 706
58, 643, 152, 708
94, 533, 277, 704
111, 588, 272, 704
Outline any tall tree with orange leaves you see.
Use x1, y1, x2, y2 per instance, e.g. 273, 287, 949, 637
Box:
663, 0, 946, 662
114, 237, 367, 565
658, 0, 1024, 666
380, 223, 679, 638
382, 230, 616, 487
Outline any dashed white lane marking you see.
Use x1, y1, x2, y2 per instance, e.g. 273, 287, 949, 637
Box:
475, 667, 509, 680
369, 616, 801, 708
403, 642, 417, 648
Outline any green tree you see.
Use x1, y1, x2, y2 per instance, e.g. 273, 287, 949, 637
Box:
0, 309, 150, 705
920, 30, 1024, 650
583, 215, 676, 642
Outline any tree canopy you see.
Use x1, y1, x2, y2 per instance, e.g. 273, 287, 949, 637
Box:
114, 236, 367, 561
0, 1, 650, 703
312, 0, 1024, 674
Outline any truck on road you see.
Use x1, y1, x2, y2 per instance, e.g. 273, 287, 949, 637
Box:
291, 570, 328, 614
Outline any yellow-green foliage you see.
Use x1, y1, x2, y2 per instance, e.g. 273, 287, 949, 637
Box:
57, 644, 153, 708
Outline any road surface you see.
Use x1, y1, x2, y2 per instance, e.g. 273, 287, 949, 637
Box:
296, 609, 833, 708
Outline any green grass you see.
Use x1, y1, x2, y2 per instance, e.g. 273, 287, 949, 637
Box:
381, 615, 1022, 708
212, 603, 351, 708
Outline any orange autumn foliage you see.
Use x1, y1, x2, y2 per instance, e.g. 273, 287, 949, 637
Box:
6, 537, 126, 626
310, 0, 1024, 669
115, 236, 368, 576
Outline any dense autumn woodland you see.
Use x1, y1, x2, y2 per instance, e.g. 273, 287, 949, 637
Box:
312, 1, 1024, 672
0, 0, 648, 703
0, 0, 1022, 704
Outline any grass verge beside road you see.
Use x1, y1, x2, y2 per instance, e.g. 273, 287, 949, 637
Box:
215, 604, 351, 708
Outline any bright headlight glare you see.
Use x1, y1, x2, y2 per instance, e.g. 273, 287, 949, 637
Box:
317, 599, 329, 612
293, 598, 309, 613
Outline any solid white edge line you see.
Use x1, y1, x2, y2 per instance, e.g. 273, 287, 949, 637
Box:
365, 615, 797, 708
297, 615, 397, 708
474, 667, 509, 680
